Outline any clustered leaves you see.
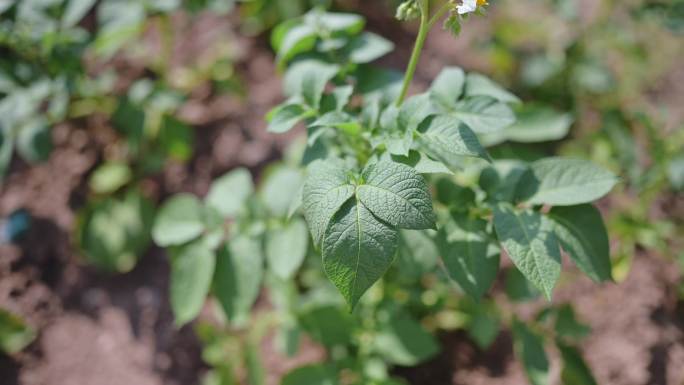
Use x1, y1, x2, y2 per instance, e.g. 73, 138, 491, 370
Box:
270, 8, 617, 310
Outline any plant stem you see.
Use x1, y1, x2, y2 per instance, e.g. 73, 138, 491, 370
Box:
428, 1, 453, 29
395, 0, 431, 107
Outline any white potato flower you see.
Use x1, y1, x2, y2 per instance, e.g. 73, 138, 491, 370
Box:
457, 0, 488, 15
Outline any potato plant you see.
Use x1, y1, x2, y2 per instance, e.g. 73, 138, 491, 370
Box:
151, 2, 620, 384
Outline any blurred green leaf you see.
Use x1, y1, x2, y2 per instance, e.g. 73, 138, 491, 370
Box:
281, 364, 337, 385
557, 342, 598, 385
89, 162, 133, 194
396, 229, 439, 278
505, 268, 540, 302
170, 240, 216, 326
299, 305, 354, 348
153, 194, 206, 247
555, 305, 590, 340
213, 236, 264, 324
206, 168, 254, 218
512, 319, 550, 385
266, 218, 308, 279
260, 165, 305, 217
465, 73, 521, 104
346, 32, 393, 64
0, 309, 36, 354
16, 118, 51, 163
373, 312, 440, 366
159, 115, 194, 161
439, 215, 499, 299
78, 190, 154, 272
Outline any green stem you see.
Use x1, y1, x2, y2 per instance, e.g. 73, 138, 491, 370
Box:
428, 1, 453, 29
395, 0, 431, 107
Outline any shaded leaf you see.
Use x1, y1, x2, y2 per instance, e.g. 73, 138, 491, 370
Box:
493, 204, 561, 299
512, 320, 550, 385
548, 204, 612, 282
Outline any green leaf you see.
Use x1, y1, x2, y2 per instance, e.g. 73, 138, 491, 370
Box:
0, 309, 36, 354
78, 191, 154, 273
322, 199, 398, 309
282, 364, 337, 385
266, 218, 308, 279
373, 312, 440, 366
214, 236, 264, 324
505, 268, 540, 302
260, 165, 305, 217
276, 24, 317, 65
479, 160, 530, 203
512, 320, 550, 385
206, 168, 254, 218
170, 240, 216, 326
303, 11, 365, 36
398, 93, 435, 133
346, 32, 394, 63
159, 115, 194, 161
303, 159, 355, 246
309, 111, 361, 136
493, 204, 561, 299
548, 204, 612, 282
667, 153, 684, 191
435, 178, 476, 208
0, 128, 13, 180
480, 105, 573, 147
357, 161, 436, 229
439, 216, 499, 299
390, 151, 453, 175
284, 60, 339, 109
516, 158, 618, 206
267, 104, 313, 134
153, 194, 206, 246
558, 343, 599, 385
555, 305, 591, 340
430, 67, 465, 110
504, 105, 572, 143
16, 118, 52, 163
416, 115, 490, 170
451, 97, 516, 134
321, 85, 354, 112
299, 305, 355, 348
397, 229, 439, 278
89, 162, 132, 194
465, 73, 521, 104
464, 300, 500, 349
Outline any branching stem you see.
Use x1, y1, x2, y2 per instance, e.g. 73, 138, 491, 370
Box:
395, 0, 453, 106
